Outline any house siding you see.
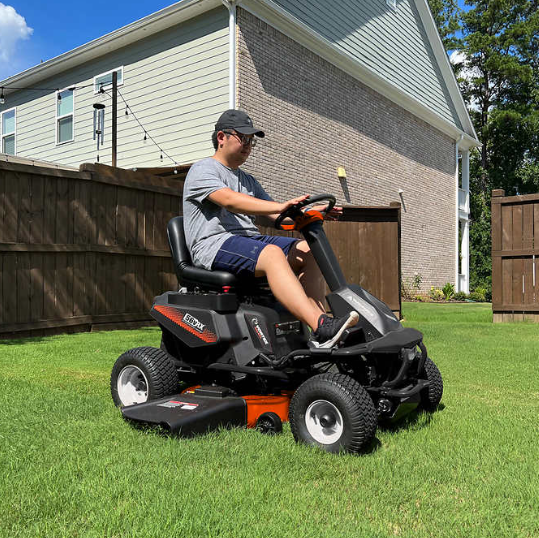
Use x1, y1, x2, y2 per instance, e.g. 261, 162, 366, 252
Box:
270, 0, 462, 130
0, 8, 229, 169
237, 8, 456, 292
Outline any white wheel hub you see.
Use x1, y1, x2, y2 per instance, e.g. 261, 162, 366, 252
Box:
305, 399, 344, 444
117, 365, 149, 406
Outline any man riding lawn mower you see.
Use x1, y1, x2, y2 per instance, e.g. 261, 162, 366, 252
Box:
110, 110, 443, 454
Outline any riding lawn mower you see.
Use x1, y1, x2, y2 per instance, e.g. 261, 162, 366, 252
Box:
110, 194, 443, 454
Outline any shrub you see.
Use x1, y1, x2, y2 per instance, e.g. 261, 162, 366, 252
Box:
442, 282, 455, 300
469, 289, 486, 302
401, 273, 422, 300
430, 287, 444, 301
472, 287, 487, 302
453, 291, 468, 301
414, 294, 426, 302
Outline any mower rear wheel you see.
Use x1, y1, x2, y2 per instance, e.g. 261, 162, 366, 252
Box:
289, 373, 377, 454
419, 357, 443, 411
111, 347, 179, 407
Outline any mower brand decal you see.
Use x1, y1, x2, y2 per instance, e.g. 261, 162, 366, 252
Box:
153, 305, 217, 343
251, 317, 269, 346
158, 400, 199, 410
183, 313, 205, 333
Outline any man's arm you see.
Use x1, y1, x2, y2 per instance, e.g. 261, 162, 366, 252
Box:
208, 188, 308, 216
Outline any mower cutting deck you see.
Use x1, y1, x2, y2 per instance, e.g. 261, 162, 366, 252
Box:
121, 385, 289, 436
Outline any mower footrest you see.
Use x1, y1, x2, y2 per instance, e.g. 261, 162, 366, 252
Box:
121, 393, 246, 436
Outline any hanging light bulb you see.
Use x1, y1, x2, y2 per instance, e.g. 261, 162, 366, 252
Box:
143, 132, 147, 141
173, 168, 178, 175
125, 106, 129, 116
160, 152, 163, 160
1, 87, 6, 105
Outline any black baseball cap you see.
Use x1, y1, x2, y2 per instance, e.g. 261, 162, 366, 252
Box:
215, 109, 265, 137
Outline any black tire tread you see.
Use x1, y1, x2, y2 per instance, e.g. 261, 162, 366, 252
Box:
289, 373, 377, 453
110, 346, 179, 406
419, 357, 443, 411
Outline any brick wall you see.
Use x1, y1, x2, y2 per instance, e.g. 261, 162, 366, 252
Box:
236, 8, 456, 293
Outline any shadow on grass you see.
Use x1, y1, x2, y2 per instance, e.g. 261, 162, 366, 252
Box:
0, 336, 48, 345
378, 403, 446, 433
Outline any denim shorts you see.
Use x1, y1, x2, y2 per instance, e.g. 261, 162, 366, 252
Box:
212, 234, 298, 277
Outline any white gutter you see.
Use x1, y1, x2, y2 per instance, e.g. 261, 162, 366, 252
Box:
455, 134, 463, 288
221, 0, 239, 109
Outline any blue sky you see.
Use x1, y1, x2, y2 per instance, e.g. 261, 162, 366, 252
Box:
0, 1, 177, 81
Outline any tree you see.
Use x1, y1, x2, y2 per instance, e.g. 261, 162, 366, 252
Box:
429, 1, 539, 292
427, 0, 462, 51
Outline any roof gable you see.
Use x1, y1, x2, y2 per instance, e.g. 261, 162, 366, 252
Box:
242, 0, 478, 146
270, 0, 460, 126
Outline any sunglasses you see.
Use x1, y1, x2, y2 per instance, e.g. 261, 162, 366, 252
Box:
223, 130, 258, 148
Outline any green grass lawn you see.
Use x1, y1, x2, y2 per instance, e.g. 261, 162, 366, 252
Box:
1, 303, 538, 537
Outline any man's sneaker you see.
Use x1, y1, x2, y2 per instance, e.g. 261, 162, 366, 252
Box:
311, 311, 360, 349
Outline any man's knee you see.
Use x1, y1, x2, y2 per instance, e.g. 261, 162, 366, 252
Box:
257, 243, 287, 270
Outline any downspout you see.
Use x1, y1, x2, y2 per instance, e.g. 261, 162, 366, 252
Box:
221, 0, 238, 109
455, 134, 463, 291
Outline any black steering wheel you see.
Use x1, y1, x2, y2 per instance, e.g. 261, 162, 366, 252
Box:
274, 194, 336, 230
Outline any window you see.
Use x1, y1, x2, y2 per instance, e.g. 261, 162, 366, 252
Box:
1, 107, 16, 155
56, 88, 74, 144
94, 67, 123, 93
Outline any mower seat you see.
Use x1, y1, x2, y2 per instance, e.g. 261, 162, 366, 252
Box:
167, 216, 269, 293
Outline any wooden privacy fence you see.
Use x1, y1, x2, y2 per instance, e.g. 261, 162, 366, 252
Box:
492, 189, 539, 322
0, 161, 186, 338
0, 159, 401, 338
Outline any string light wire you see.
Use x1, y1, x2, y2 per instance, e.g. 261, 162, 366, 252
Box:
102, 87, 180, 167
2, 82, 180, 170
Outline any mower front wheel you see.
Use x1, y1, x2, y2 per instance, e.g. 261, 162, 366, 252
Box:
111, 347, 179, 407
418, 357, 443, 411
289, 373, 377, 454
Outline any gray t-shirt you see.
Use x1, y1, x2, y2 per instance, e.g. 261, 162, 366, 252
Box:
183, 157, 273, 269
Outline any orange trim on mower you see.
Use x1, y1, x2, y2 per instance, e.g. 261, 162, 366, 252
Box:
183, 386, 292, 429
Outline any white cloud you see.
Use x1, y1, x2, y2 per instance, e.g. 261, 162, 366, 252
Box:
0, 3, 33, 64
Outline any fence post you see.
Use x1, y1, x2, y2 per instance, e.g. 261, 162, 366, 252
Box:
389, 201, 402, 318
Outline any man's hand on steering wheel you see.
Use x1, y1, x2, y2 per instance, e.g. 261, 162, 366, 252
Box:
278, 195, 342, 221
274, 194, 338, 230
278, 194, 311, 215
311, 203, 343, 221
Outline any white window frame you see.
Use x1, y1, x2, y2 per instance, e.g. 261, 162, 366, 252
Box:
1, 106, 16, 155
56, 87, 75, 145
93, 66, 124, 94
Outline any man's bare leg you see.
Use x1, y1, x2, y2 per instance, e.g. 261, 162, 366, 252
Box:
286, 240, 326, 312
255, 244, 323, 330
